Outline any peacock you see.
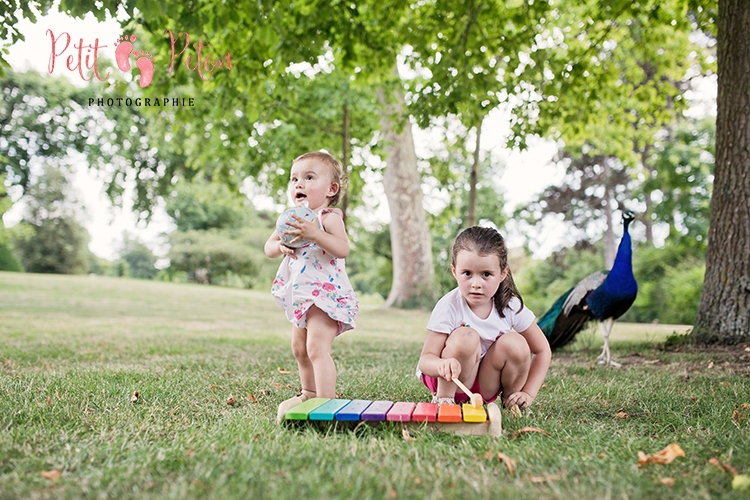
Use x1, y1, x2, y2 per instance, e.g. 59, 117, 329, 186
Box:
537, 210, 638, 367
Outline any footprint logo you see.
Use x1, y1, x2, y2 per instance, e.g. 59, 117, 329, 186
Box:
132, 50, 155, 88
114, 34, 155, 88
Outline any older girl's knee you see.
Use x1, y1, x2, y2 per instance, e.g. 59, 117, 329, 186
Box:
498, 332, 531, 363
445, 327, 481, 356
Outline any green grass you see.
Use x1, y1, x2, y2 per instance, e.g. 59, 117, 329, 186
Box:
1, 271, 749, 500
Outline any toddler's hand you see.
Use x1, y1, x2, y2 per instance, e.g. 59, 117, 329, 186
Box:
284, 214, 321, 245
437, 358, 461, 382
504, 391, 534, 409
279, 242, 297, 260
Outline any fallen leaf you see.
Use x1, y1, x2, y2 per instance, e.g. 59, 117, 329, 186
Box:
721, 381, 732, 387
247, 393, 258, 403
277, 367, 291, 374
637, 443, 685, 467
510, 426, 550, 439
528, 475, 560, 483
733, 475, 750, 491
496, 452, 517, 475
484, 450, 494, 460
509, 404, 522, 418
414, 477, 422, 485
226, 395, 236, 406
659, 477, 676, 486
708, 457, 739, 476
388, 487, 398, 499
708, 361, 714, 369
401, 429, 417, 442
614, 411, 629, 419
271, 383, 294, 389
129, 391, 140, 404
741, 403, 750, 409
41, 470, 62, 481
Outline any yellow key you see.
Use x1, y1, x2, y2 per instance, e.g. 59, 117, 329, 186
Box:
461, 403, 487, 422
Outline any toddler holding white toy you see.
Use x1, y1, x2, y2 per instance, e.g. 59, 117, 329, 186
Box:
265, 151, 358, 417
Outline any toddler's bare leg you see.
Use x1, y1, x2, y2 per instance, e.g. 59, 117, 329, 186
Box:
291, 325, 316, 397
304, 306, 339, 399
276, 326, 319, 424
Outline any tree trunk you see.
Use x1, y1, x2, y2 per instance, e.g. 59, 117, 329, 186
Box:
640, 146, 654, 244
466, 119, 483, 227
603, 159, 616, 269
693, 0, 750, 343
378, 73, 436, 309
341, 103, 350, 219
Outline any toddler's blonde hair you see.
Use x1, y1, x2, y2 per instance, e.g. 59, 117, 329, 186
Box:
293, 151, 347, 206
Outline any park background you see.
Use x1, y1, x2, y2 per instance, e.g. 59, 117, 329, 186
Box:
2, 1, 749, 499
1, 1, 719, 326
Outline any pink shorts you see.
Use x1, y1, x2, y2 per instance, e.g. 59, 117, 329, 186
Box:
420, 374, 500, 404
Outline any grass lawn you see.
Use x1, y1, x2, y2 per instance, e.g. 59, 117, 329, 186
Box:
1, 271, 749, 499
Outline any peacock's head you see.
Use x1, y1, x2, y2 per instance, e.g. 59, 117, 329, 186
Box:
622, 210, 636, 223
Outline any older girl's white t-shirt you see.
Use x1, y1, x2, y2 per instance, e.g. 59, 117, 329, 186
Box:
418, 288, 536, 377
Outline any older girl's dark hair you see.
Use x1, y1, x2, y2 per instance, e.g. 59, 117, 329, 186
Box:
451, 226, 523, 318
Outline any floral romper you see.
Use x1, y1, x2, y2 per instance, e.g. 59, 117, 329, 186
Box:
271, 208, 358, 334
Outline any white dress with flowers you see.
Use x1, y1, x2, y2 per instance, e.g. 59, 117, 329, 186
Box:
271, 208, 358, 334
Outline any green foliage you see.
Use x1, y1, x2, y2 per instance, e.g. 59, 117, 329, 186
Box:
165, 179, 251, 232
9, 165, 92, 275
640, 117, 714, 247
167, 227, 276, 289
0, 241, 23, 271
115, 235, 158, 280
626, 243, 706, 324
346, 223, 392, 299
12, 217, 92, 274
0, 69, 173, 218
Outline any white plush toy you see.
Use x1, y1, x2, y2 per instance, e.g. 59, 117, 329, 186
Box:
275, 206, 316, 248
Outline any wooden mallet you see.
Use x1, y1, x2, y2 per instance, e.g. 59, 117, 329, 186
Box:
452, 377, 483, 408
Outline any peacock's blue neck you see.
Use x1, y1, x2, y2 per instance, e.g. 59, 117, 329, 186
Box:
607, 220, 635, 285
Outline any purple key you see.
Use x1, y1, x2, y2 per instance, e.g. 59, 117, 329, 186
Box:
361, 400, 394, 421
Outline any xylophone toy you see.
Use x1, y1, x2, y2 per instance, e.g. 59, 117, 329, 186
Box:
277, 398, 502, 437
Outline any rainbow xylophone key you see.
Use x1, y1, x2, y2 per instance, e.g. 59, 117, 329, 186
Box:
283, 398, 487, 423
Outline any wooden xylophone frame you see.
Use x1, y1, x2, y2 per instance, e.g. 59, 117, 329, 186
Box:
277, 398, 503, 437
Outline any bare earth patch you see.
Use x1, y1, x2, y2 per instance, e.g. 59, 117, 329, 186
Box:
552, 342, 750, 375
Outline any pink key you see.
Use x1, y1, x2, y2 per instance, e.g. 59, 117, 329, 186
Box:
386, 402, 416, 422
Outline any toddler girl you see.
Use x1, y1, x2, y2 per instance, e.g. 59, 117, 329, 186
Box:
265, 151, 358, 417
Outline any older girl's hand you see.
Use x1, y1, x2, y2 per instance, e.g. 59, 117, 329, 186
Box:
504, 391, 534, 409
437, 358, 462, 382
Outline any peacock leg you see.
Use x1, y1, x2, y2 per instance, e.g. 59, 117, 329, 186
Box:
596, 318, 621, 367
